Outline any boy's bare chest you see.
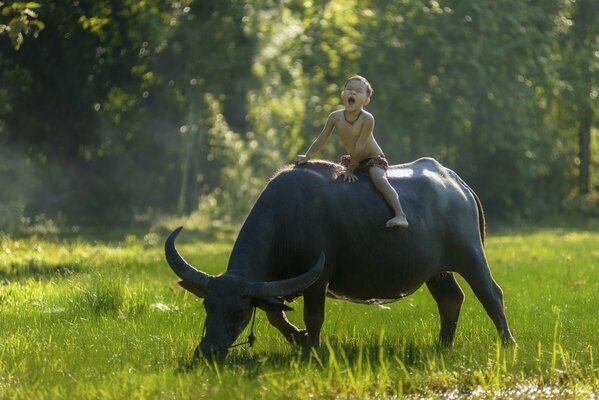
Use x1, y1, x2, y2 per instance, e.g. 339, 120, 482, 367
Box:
336, 120, 363, 143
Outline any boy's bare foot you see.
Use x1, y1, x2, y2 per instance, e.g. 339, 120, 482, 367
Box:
386, 215, 409, 228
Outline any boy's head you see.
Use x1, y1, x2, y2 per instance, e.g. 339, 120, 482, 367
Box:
342, 75, 373, 110
344, 75, 373, 97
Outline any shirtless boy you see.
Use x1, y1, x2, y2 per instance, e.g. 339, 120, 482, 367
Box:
296, 75, 409, 228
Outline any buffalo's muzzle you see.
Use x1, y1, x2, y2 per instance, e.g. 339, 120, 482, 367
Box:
196, 341, 228, 360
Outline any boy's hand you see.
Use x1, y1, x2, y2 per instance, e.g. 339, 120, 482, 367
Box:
340, 170, 358, 183
296, 154, 309, 165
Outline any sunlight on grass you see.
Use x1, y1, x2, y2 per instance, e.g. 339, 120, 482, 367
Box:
1, 228, 598, 398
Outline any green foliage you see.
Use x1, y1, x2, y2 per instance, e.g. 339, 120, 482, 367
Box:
0, 0, 597, 225
551, 0, 599, 195
359, 1, 566, 218
0, 1, 44, 50
1, 229, 599, 397
192, 93, 265, 222
0, 147, 34, 229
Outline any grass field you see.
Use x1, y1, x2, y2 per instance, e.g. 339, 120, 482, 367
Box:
1, 226, 598, 399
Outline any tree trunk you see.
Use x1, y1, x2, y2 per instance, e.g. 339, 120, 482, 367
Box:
177, 130, 194, 214
577, 104, 593, 194
572, 0, 596, 195
178, 107, 197, 214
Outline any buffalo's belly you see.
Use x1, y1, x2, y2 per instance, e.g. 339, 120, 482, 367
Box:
326, 269, 428, 304
325, 244, 442, 303
326, 286, 420, 304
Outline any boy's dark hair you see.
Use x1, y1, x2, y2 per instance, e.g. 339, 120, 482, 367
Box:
344, 75, 373, 97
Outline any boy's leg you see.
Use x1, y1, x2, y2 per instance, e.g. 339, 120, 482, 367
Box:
369, 166, 409, 228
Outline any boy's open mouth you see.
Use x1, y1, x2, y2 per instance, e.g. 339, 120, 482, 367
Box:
348, 96, 356, 106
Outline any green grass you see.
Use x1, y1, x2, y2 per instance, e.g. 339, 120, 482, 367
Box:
1, 228, 598, 398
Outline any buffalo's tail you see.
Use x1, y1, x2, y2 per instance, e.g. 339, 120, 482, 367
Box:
468, 187, 486, 246
453, 172, 486, 246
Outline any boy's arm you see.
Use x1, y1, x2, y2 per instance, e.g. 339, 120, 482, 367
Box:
296, 112, 337, 164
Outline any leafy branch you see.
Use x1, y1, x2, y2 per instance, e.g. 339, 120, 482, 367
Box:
0, 1, 44, 50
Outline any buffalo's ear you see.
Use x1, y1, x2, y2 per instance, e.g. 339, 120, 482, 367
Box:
177, 280, 209, 298
252, 297, 294, 312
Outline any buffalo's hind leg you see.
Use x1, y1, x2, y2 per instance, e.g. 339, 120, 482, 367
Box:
459, 247, 516, 345
426, 272, 465, 346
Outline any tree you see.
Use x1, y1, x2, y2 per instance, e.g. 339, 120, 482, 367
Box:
0, 1, 44, 50
1, 0, 596, 228
0, 0, 190, 224
360, 0, 563, 218
555, 0, 599, 195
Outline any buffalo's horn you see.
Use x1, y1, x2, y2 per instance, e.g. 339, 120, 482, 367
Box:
249, 252, 325, 298
164, 227, 213, 288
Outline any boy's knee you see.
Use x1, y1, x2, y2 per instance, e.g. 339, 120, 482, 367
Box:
370, 171, 387, 187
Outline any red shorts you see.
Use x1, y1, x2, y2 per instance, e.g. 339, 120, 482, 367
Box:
340, 154, 389, 173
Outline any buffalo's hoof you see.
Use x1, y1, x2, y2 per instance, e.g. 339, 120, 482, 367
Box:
436, 338, 455, 349
193, 345, 202, 359
290, 329, 309, 346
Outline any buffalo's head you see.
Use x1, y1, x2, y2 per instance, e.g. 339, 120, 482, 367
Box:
164, 227, 325, 358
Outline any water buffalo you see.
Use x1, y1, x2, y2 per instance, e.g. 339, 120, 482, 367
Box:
165, 157, 515, 357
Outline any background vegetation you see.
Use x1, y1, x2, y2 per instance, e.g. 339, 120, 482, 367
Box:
1, 0, 598, 230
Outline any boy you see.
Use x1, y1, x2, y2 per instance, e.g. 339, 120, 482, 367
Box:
296, 75, 409, 228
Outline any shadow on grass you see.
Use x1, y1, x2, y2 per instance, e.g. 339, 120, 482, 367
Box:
175, 335, 443, 376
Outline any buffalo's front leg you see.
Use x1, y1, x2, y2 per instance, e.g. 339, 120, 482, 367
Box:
302, 282, 327, 347
266, 311, 308, 345
426, 272, 465, 346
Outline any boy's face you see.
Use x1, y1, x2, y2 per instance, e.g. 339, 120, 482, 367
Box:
341, 79, 371, 111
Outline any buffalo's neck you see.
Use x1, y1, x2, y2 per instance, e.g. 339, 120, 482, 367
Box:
225, 171, 326, 283
226, 197, 276, 282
